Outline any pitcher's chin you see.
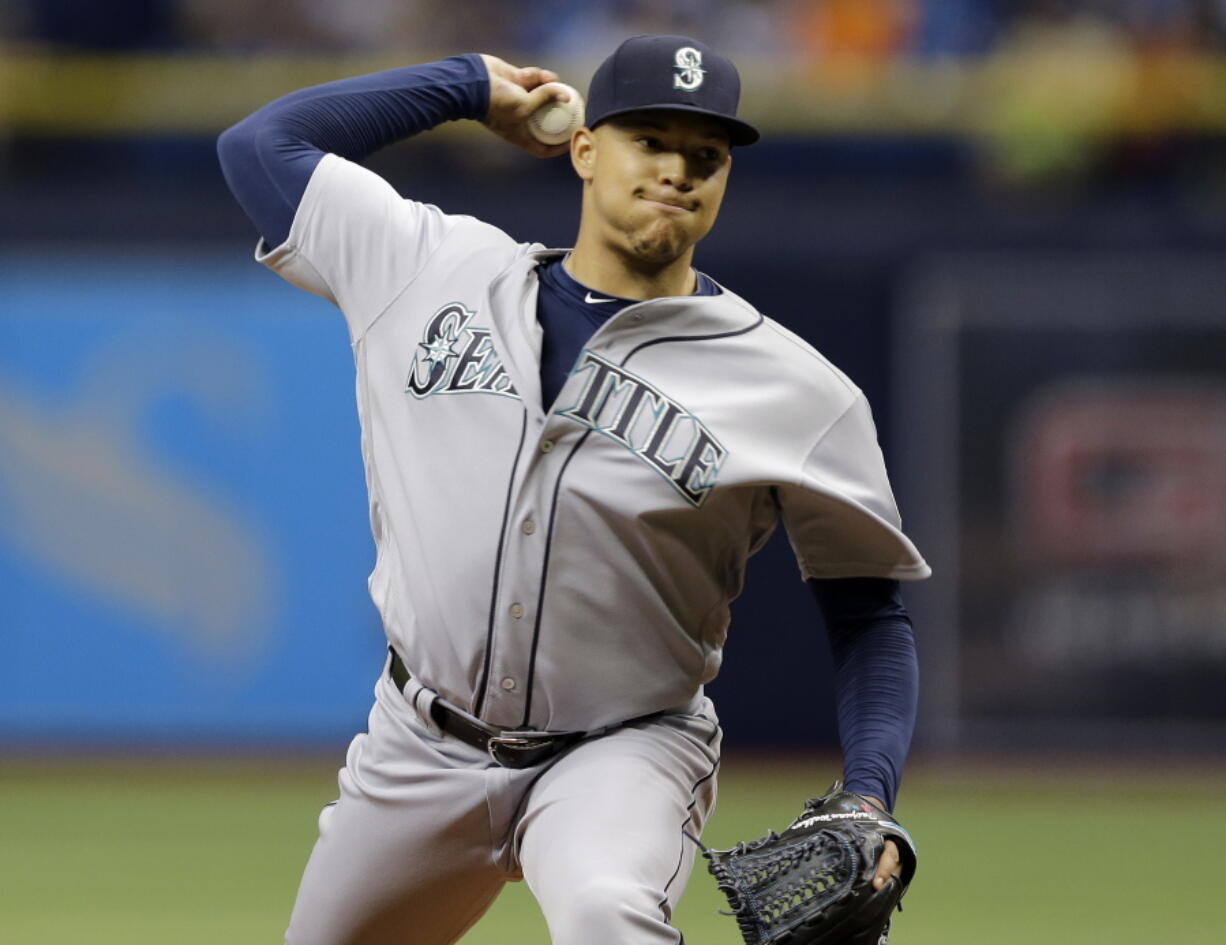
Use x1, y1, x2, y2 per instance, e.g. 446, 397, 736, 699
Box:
627, 222, 692, 267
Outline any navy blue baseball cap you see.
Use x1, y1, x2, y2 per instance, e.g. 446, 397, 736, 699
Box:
585, 35, 760, 147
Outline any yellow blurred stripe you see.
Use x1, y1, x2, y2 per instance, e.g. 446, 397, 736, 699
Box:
2, 47, 1225, 136
0, 49, 426, 134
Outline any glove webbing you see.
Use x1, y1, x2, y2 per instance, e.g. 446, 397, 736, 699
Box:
696, 828, 861, 943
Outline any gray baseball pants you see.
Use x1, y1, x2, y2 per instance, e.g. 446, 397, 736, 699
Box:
283, 665, 721, 945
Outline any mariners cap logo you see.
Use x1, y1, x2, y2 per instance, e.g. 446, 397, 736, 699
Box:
673, 47, 705, 91
585, 35, 760, 145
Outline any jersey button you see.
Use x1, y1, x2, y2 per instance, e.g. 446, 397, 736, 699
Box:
510, 603, 524, 619
500, 677, 516, 691
540, 439, 554, 453
521, 520, 536, 535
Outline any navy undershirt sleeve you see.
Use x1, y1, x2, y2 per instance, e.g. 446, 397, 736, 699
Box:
808, 577, 918, 812
217, 54, 489, 247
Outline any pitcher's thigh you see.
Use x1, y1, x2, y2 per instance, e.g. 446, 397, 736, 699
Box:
285, 705, 505, 945
517, 719, 719, 945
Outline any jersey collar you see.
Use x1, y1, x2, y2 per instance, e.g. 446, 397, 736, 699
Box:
522, 247, 754, 342
483, 245, 763, 418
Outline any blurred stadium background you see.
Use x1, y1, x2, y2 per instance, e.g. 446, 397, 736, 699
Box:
3, 1, 1225, 942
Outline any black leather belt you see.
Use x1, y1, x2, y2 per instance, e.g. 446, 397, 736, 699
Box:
388, 648, 587, 769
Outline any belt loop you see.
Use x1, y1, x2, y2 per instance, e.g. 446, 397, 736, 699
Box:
387, 647, 445, 738
401, 676, 444, 738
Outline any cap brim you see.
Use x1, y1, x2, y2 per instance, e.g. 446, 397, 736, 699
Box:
590, 104, 760, 147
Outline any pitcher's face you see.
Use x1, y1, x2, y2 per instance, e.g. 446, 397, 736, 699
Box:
573, 111, 732, 266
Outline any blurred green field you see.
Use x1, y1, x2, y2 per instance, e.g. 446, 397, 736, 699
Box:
1, 754, 1220, 944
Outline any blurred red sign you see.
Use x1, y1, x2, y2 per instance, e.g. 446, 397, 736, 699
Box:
1014, 379, 1226, 568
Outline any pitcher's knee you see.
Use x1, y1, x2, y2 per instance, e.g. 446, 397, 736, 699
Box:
543, 879, 678, 944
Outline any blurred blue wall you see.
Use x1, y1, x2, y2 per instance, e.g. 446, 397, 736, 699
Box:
0, 252, 383, 743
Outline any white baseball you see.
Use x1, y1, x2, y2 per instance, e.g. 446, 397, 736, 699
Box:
527, 83, 585, 146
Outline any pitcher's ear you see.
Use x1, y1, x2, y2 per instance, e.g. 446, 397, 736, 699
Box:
571, 126, 596, 182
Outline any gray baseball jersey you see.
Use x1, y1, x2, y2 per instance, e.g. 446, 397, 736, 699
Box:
260, 152, 929, 735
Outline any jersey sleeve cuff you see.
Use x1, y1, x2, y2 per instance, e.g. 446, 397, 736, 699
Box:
253, 154, 338, 303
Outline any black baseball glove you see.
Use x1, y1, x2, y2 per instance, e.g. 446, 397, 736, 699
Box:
700, 782, 917, 945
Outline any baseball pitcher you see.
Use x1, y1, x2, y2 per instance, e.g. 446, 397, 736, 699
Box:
218, 34, 929, 945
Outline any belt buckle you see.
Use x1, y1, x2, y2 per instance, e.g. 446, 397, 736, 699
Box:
487, 733, 556, 769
